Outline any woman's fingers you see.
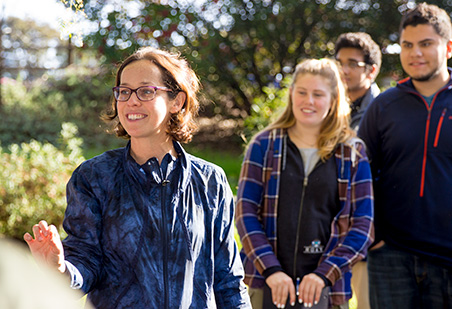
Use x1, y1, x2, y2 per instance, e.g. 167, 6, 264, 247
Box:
49, 224, 60, 240
39, 220, 50, 237
23, 232, 33, 243
298, 273, 325, 307
266, 271, 294, 308
30, 220, 50, 241
32, 224, 42, 241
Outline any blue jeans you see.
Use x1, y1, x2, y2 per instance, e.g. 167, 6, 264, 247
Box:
368, 243, 452, 309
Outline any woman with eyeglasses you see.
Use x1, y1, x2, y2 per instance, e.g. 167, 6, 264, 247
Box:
235, 58, 374, 309
23, 47, 251, 309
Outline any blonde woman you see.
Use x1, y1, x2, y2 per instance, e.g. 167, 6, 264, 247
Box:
236, 58, 374, 309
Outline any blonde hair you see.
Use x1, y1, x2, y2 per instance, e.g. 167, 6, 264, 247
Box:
266, 58, 355, 160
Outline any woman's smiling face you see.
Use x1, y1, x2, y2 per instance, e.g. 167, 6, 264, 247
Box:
290, 73, 332, 131
116, 60, 180, 142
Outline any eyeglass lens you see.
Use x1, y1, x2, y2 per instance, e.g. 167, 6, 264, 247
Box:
114, 87, 156, 101
338, 60, 366, 69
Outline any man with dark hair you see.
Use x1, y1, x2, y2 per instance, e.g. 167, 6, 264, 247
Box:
334, 31, 381, 309
359, 2, 452, 308
335, 32, 381, 130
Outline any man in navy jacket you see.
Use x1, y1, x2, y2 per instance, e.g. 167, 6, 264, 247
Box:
359, 3, 452, 308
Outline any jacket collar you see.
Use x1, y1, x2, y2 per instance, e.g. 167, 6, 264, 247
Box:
397, 67, 452, 92
123, 140, 191, 191
359, 82, 380, 112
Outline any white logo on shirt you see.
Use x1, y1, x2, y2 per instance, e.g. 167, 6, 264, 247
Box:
303, 239, 324, 254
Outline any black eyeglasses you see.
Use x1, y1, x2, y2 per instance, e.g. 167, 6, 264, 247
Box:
112, 86, 172, 101
337, 60, 367, 70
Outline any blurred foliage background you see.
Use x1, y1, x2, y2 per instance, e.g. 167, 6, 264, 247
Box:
1, 0, 452, 244
5, 4, 440, 307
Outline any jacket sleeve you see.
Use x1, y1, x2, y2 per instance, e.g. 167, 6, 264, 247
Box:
315, 141, 374, 285
62, 164, 104, 294
235, 138, 281, 276
213, 169, 251, 308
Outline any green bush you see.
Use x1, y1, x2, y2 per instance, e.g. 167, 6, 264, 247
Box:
0, 78, 61, 147
0, 123, 85, 240
40, 66, 119, 150
0, 68, 121, 152
242, 80, 290, 144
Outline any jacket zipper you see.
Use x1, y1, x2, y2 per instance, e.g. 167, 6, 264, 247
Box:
420, 107, 431, 198
433, 108, 447, 147
410, 90, 445, 197
292, 176, 308, 281
161, 180, 170, 309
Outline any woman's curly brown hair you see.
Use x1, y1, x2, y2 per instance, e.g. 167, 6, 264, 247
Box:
101, 47, 200, 143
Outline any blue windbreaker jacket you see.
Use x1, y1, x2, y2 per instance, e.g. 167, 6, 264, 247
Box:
62, 142, 251, 308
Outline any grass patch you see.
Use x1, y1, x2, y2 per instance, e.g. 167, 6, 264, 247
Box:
186, 144, 243, 195
82, 140, 126, 160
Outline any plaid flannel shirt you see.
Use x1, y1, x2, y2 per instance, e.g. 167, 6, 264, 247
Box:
235, 128, 374, 306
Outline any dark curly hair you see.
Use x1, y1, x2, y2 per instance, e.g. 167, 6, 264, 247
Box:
400, 2, 452, 42
334, 32, 382, 78
101, 47, 200, 143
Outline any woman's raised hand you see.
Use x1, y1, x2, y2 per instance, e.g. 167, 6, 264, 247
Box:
24, 220, 66, 273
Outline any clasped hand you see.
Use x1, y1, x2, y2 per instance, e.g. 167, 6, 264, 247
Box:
266, 271, 325, 308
